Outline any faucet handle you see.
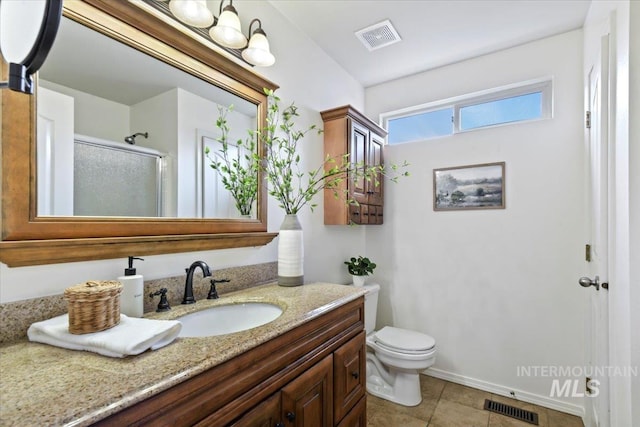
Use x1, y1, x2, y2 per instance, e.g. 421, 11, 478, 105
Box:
149, 288, 171, 312
207, 278, 230, 299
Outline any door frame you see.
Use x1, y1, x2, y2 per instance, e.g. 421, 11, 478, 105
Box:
584, 31, 611, 427
583, 8, 634, 426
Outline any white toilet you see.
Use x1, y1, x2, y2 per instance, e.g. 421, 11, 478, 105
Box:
364, 283, 437, 406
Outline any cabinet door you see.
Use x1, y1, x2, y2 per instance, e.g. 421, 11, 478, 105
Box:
281, 355, 333, 427
333, 332, 366, 424
336, 396, 366, 427
366, 133, 384, 207
369, 205, 383, 225
230, 393, 281, 427
349, 121, 369, 205
349, 204, 363, 225
359, 204, 370, 225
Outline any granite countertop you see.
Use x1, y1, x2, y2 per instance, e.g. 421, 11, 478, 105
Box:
0, 282, 366, 427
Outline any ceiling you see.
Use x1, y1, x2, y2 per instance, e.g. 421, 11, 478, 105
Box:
268, 0, 591, 87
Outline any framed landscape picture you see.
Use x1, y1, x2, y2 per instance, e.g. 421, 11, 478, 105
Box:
433, 162, 505, 211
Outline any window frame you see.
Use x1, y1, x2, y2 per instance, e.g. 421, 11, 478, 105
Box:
381, 78, 553, 145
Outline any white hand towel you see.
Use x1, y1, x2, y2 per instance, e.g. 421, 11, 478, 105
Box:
27, 314, 182, 358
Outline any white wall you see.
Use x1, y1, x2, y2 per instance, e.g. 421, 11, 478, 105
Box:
365, 30, 587, 414
0, 0, 365, 302
245, 1, 364, 111
230, 0, 369, 286
131, 89, 179, 217
39, 80, 130, 142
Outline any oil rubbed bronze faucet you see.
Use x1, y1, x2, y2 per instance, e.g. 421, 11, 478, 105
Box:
182, 261, 212, 304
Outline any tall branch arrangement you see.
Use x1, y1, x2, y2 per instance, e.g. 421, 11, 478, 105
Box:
256, 89, 408, 215
205, 105, 259, 216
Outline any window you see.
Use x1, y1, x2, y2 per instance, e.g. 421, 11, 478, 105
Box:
383, 80, 552, 145
459, 91, 543, 131
388, 107, 453, 144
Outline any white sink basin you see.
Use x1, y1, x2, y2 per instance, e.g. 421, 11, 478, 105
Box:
177, 302, 283, 337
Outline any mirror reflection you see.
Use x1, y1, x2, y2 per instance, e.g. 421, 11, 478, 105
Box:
37, 16, 259, 219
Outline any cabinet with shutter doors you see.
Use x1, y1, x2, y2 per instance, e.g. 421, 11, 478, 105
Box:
92, 298, 365, 427
321, 106, 387, 225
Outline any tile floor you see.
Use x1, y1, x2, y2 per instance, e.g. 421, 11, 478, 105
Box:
366, 375, 585, 427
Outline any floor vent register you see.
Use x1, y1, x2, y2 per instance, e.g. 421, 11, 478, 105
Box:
483, 399, 539, 425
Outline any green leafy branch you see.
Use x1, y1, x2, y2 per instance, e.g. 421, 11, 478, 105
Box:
255, 89, 409, 215
205, 105, 259, 216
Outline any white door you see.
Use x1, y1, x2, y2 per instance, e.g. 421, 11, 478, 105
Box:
581, 33, 611, 427
37, 86, 74, 216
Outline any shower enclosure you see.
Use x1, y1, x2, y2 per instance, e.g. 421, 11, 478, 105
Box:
73, 135, 164, 217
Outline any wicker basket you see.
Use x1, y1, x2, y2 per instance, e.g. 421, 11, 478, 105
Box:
64, 280, 123, 334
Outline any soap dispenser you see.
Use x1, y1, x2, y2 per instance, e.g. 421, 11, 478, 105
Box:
118, 256, 144, 317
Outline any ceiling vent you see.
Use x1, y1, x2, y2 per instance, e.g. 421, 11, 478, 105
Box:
355, 19, 401, 52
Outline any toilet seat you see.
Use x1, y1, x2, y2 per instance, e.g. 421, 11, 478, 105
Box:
374, 326, 435, 354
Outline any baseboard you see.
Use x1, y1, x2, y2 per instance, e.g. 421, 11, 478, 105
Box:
423, 368, 586, 418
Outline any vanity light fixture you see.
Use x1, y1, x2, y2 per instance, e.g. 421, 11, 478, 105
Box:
209, 1, 246, 49
159, 0, 274, 66
242, 19, 275, 67
168, 0, 214, 28
0, 0, 63, 94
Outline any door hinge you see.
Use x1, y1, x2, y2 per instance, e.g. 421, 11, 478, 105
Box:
585, 244, 591, 262
586, 111, 591, 129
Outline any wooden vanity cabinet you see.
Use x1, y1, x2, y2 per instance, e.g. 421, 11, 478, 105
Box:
92, 298, 365, 427
230, 394, 281, 427
231, 354, 334, 427
281, 354, 334, 426
336, 397, 366, 427
321, 106, 387, 225
234, 332, 366, 427
333, 331, 366, 424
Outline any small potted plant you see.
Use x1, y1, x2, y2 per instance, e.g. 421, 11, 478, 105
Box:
344, 256, 377, 286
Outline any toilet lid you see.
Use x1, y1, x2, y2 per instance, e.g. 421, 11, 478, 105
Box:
374, 326, 435, 352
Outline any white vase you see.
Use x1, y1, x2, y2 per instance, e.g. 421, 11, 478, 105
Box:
352, 275, 366, 287
278, 214, 304, 286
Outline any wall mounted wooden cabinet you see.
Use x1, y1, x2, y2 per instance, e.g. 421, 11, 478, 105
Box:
321, 106, 387, 225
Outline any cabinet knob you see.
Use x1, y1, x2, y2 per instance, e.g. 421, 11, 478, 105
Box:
286, 411, 296, 421
275, 423, 285, 427
351, 371, 359, 379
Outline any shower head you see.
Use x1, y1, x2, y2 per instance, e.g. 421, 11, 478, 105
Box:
124, 132, 148, 145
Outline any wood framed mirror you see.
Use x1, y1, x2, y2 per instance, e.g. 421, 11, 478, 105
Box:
0, 0, 278, 267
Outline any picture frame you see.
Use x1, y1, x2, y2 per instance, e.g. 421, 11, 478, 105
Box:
433, 162, 505, 211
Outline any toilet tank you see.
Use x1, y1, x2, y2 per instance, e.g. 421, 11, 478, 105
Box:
363, 283, 380, 334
